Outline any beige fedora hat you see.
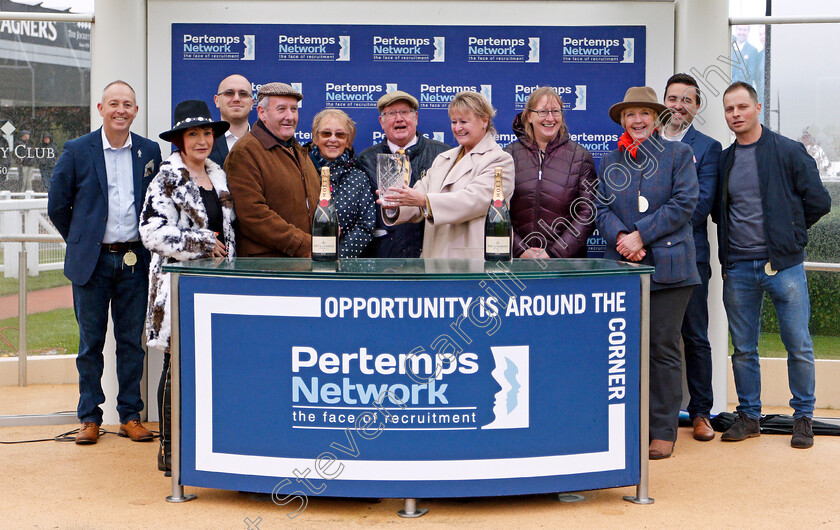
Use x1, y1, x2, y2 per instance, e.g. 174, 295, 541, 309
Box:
608, 86, 668, 125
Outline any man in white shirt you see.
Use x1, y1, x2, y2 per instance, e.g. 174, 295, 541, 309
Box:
211, 74, 254, 166
48, 81, 162, 445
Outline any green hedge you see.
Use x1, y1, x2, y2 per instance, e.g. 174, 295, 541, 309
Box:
760, 181, 839, 336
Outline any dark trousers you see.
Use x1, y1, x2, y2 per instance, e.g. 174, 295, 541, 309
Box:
680, 262, 713, 419
650, 286, 694, 442
72, 248, 148, 424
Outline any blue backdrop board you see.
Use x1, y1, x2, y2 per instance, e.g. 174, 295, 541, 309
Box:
177, 272, 641, 498
171, 24, 645, 157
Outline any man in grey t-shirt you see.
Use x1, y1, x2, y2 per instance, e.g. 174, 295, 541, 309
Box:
716, 81, 831, 449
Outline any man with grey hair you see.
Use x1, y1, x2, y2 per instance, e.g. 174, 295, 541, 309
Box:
225, 82, 320, 257
357, 90, 449, 257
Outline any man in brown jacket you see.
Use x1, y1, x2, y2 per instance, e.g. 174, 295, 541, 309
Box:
225, 82, 320, 257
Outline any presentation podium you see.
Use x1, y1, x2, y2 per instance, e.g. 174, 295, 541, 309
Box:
163, 258, 653, 514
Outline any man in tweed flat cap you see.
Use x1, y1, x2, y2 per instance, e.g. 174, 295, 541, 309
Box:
225, 82, 320, 257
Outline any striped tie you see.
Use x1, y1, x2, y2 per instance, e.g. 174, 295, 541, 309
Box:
397, 148, 410, 185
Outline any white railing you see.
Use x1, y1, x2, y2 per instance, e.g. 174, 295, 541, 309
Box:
0, 191, 65, 278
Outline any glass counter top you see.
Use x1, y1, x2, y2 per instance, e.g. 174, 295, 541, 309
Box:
163, 257, 653, 280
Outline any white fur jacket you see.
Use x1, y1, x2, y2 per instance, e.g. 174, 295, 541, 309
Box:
139, 152, 236, 349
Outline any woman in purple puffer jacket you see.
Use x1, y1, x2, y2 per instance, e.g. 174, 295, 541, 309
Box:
504, 86, 597, 258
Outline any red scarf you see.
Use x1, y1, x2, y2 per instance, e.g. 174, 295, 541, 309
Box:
617, 130, 657, 159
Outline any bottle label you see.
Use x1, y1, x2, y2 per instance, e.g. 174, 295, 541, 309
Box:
485, 236, 510, 254
312, 236, 337, 254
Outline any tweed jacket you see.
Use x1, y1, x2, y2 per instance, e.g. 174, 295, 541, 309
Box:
139, 152, 236, 349
385, 132, 514, 259
225, 121, 320, 257
595, 133, 700, 291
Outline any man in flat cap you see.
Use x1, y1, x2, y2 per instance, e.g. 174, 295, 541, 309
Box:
357, 90, 449, 257
225, 82, 320, 257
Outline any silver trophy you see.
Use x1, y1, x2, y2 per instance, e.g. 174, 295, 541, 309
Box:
377, 152, 409, 208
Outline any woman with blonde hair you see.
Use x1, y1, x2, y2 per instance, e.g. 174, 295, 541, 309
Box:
381, 91, 514, 258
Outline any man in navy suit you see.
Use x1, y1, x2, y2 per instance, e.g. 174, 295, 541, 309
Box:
210, 74, 253, 167
48, 80, 162, 445
661, 73, 722, 442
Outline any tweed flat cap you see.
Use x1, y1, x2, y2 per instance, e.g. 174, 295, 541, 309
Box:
377, 90, 418, 113
257, 82, 303, 101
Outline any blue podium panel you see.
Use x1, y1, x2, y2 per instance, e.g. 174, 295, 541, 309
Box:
178, 274, 640, 498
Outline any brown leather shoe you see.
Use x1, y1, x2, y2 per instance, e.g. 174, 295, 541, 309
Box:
75, 421, 100, 445
692, 416, 715, 441
649, 439, 674, 460
118, 419, 154, 442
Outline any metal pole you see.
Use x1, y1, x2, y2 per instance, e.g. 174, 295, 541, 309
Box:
166, 273, 196, 503
18, 249, 27, 387
397, 498, 427, 518
624, 274, 653, 505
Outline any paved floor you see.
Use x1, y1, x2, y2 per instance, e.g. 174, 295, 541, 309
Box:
2, 406, 839, 529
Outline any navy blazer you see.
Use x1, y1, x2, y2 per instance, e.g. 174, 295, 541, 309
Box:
48, 128, 162, 285
209, 135, 229, 168
595, 135, 700, 290
680, 125, 722, 263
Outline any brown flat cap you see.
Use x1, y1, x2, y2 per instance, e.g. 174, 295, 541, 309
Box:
257, 82, 302, 101
608, 86, 668, 124
377, 90, 418, 113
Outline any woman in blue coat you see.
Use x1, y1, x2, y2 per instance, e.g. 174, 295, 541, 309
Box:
595, 87, 700, 460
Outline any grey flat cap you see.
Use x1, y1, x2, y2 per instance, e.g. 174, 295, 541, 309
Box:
377, 90, 418, 113
257, 82, 303, 101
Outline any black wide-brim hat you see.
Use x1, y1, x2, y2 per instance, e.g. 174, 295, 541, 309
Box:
159, 99, 229, 142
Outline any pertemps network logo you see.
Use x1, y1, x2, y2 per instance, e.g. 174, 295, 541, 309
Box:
182, 33, 253, 61
372, 35, 445, 63
482, 346, 529, 430
277, 34, 349, 62
325, 82, 387, 109
467, 36, 539, 63
562, 36, 633, 64
513, 84, 585, 111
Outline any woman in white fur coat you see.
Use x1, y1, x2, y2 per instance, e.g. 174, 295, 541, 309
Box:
139, 100, 235, 476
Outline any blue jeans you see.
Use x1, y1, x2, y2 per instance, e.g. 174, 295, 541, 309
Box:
72, 248, 148, 424
723, 260, 815, 419
681, 262, 713, 419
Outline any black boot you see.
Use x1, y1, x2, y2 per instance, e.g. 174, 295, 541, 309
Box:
157, 352, 172, 476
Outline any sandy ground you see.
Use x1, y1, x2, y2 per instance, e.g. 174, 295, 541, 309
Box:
2, 406, 839, 529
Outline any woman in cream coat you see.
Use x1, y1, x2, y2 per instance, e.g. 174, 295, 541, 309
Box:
382, 91, 514, 258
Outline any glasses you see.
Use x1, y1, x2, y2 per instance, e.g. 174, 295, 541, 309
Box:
529, 109, 562, 118
318, 131, 348, 139
217, 90, 253, 99
382, 109, 415, 118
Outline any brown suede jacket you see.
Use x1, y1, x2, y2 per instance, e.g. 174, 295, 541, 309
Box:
225, 121, 320, 257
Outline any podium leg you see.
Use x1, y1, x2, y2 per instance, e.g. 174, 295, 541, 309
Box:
397, 498, 428, 518
624, 274, 654, 505
166, 273, 197, 504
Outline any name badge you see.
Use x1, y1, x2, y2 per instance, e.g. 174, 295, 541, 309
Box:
764, 262, 776, 276
638, 195, 649, 213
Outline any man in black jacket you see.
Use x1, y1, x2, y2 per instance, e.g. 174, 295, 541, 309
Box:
357, 91, 449, 257
716, 81, 831, 449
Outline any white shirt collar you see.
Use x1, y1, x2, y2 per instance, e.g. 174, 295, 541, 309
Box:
101, 127, 132, 150
388, 135, 418, 154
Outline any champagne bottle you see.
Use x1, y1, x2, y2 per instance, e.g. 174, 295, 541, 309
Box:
484, 167, 511, 261
311, 166, 338, 261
